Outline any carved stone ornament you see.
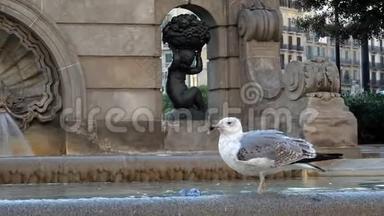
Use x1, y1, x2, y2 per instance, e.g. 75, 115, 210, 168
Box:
238, 2, 281, 42
0, 14, 61, 130
283, 58, 341, 101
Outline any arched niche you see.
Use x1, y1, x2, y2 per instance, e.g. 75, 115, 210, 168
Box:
0, 0, 87, 119
159, 1, 242, 120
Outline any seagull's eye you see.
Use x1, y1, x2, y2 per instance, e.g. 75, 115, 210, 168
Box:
227, 122, 232, 125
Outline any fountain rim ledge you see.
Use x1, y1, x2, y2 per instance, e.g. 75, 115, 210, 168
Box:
0, 191, 383, 216
0, 155, 383, 184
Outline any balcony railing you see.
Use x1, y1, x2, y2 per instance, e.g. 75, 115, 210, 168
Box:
353, 41, 360, 47
370, 46, 381, 53
371, 63, 378, 69
341, 59, 352, 65
297, 46, 304, 51
281, 44, 305, 52
342, 79, 352, 86
371, 80, 378, 87
282, 26, 303, 33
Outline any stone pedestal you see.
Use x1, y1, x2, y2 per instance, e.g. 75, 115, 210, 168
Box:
303, 95, 358, 147
164, 121, 218, 151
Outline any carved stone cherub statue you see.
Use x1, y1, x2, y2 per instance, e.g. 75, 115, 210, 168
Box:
162, 14, 211, 120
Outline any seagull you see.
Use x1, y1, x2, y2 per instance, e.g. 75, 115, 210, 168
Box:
211, 117, 342, 193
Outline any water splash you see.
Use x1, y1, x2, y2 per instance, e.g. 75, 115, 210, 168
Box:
0, 113, 33, 157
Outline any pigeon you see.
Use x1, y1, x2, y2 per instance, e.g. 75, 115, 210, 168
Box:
211, 117, 342, 193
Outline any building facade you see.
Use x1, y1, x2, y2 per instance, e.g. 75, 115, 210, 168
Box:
280, 0, 384, 92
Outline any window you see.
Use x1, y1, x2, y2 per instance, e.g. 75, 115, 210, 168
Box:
372, 55, 376, 66
343, 71, 351, 84
353, 51, 357, 63
380, 40, 383, 51
381, 56, 384, 67
297, 56, 303, 62
317, 47, 321, 56
380, 73, 384, 85
280, 0, 295, 8
297, 37, 301, 49
345, 50, 349, 61
307, 46, 313, 59
372, 72, 377, 82
288, 36, 293, 49
281, 54, 285, 69
280, 36, 284, 48
288, 55, 292, 62
321, 47, 326, 57
288, 18, 292, 28
288, 0, 293, 8
165, 53, 173, 63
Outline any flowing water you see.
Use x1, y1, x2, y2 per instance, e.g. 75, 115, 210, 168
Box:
0, 113, 33, 157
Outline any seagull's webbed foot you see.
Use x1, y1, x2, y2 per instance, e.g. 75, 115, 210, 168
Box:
257, 173, 266, 194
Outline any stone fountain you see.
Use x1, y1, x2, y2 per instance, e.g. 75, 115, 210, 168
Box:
0, 0, 381, 215
0, 0, 363, 184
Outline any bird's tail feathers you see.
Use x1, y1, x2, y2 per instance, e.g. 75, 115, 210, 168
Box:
298, 153, 343, 163
294, 153, 343, 172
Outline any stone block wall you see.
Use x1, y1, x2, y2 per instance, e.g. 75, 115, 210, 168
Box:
1, 0, 354, 155
21, 0, 272, 154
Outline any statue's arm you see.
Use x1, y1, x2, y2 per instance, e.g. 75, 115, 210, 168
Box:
169, 49, 181, 70
188, 50, 203, 74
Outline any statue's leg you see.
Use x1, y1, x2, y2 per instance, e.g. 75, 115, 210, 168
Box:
194, 89, 207, 112
183, 87, 206, 112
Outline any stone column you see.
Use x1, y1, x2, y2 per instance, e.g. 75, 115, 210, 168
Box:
236, 1, 358, 147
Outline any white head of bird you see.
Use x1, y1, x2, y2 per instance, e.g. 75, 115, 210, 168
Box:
212, 117, 243, 136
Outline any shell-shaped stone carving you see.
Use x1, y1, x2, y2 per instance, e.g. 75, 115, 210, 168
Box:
238, 6, 281, 42
283, 58, 341, 101
0, 14, 61, 130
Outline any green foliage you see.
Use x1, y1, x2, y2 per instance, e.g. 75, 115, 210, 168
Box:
295, 0, 351, 40
295, 0, 384, 40
163, 93, 173, 114
162, 85, 209, 113
341, 0, 384, 40
199, 85, 209, 106
344, 93, 384, 144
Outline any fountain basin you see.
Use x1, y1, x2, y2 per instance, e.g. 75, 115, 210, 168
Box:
0, 177, 383, 216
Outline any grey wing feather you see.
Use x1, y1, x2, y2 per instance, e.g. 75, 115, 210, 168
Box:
237, 130, 316, 167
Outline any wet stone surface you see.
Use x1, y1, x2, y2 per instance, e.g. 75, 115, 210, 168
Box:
0, 177, 383, 216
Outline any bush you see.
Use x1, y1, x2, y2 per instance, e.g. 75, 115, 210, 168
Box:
344, 93, 384, 144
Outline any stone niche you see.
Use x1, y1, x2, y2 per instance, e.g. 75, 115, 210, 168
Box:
0, 14, 64, 155
0, 0, 87, 156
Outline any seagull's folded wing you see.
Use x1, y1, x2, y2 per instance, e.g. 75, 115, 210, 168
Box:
237, 131, 316, 167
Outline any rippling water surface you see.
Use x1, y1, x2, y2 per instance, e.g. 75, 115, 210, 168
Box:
0, 176, 383, 200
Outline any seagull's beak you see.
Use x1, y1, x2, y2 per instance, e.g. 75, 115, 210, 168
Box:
210, 124, 219, 131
